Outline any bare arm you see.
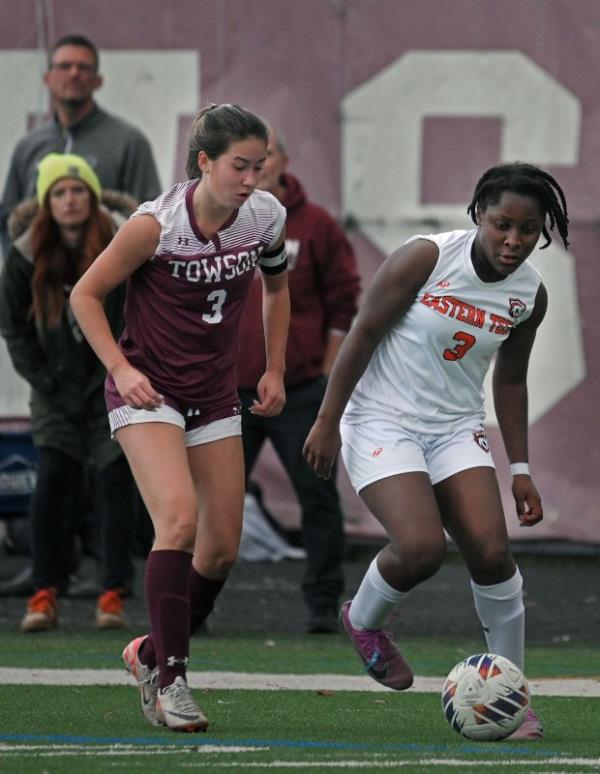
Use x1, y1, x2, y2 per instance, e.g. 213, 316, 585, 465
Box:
70, 214, 164, 409
303, 239, 439, 478
493, 282, 548, 526
252, 232, 290, 417
321, 330, 346, 376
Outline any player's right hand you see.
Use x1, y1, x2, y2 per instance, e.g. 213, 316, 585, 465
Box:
302, 418, 341, 479
112, 362, 164, 410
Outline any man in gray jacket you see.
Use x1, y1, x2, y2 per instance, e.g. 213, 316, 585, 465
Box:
0, 33, 161, 255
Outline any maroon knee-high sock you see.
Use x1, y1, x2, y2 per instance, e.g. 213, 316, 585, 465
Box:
144, 549, 192, 689
189, 566, 227, 634
140, 563, 228, 667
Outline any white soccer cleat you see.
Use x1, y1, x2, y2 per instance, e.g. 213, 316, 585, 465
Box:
122, 635, 160, 727
155, 675, 208, 732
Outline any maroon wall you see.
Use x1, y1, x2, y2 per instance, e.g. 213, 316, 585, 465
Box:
2, 0, 599, 543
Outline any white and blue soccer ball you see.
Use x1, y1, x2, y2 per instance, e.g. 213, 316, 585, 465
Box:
441, 653, 530, 741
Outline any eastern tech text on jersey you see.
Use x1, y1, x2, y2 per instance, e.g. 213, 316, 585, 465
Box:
420, 292, 513, 335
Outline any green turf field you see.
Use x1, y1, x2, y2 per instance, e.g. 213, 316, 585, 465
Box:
0, 633, 598, 772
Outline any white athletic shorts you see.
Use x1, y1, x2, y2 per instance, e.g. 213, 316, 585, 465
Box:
108, 403, 241, 448
340, 417, 495, 494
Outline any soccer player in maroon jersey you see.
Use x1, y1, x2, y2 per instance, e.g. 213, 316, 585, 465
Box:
71, 104, 289, 732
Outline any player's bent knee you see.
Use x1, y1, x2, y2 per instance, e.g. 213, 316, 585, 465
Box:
468, 546, 515, 585
411, 549, 445, 583
390, 538, 446, 583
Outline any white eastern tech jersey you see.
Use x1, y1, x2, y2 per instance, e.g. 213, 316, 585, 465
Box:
343, 229, 542, 433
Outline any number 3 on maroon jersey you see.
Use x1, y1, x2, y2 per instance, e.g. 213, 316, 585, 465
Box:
202, 289, 227, 324
443, 331, 476, 361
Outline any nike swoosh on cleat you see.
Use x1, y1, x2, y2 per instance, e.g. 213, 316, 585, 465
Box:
367, 664, 389, 680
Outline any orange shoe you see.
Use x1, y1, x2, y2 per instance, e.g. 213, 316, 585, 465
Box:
21, 588, 58, 632
96, 589, 127, 629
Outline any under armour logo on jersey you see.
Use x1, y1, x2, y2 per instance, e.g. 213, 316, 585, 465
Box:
437, 279, 450, 289
166, 656, 189, 668
177, 236, 190, 245
186, 408, 201, 417
233, 406, 242, 415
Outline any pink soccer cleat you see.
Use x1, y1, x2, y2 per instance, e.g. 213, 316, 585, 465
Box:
508, 707, 544, 740
340, 600, 413, 690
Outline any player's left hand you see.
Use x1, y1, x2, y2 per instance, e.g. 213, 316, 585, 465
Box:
512, 475, 543, 527
250, 370, 286, 417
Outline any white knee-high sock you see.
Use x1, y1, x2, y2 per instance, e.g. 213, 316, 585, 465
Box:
349, 555, 407, 630
471, 568, 525, 670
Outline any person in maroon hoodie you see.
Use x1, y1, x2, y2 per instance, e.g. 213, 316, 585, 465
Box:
238, 128, 361, 633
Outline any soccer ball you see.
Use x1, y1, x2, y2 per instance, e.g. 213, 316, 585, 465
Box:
441, 653, 530, 741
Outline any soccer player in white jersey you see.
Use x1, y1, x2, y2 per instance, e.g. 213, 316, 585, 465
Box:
71, 104, 290, 732
303, 163, 570, 740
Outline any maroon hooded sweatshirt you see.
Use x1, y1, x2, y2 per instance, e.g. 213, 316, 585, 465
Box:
237, 172, 360, 389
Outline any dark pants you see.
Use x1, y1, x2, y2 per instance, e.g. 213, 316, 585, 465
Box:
239, 378, 344, 615
31, 447, 136, 592
30, 449, 83, 592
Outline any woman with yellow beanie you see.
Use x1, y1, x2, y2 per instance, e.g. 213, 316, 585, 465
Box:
0, 152, 138, 632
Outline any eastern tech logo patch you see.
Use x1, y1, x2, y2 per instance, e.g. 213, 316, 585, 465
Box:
508, 298, 526, 319
473, 429, 490, 453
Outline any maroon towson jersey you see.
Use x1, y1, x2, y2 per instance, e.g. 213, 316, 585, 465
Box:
116, 180, 286, 414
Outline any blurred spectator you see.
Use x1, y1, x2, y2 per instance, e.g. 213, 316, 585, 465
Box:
0, 32, 161, 596
0, 152, 138, 631
0, 33, 161, 257
238, 128, 361, 633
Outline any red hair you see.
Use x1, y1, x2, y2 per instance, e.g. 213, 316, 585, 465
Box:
30, 197, 114, 327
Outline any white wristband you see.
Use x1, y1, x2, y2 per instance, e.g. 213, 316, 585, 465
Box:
510, 463, 530, 476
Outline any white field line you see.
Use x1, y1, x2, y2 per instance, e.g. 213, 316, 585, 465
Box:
0, 668, 598, 696
0, 743, 268, 756
191, 759, 600, 769
201, 759, 600, 769
2, 746, 600, 768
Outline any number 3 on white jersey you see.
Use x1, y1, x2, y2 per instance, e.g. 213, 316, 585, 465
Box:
202, 289, 227, 324
443, 331, 476, 361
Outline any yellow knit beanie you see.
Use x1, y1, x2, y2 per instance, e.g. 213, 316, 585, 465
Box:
36, 153, 102, 205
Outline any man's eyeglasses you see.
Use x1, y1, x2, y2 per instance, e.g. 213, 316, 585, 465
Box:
50, 62, 96, 74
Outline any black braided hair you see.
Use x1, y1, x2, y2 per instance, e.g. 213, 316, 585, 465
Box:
466, 163, 569, 249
